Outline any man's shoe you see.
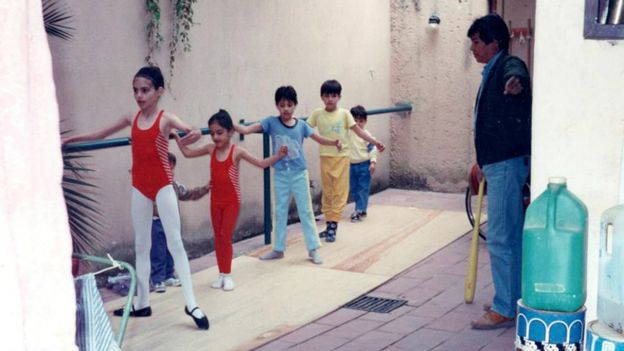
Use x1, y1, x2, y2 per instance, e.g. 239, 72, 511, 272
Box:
113, 305, 152, 317
359, 211, 367, 218
350, 212, 361, 222
154, 282, 166, 293
470, 311, 514, 330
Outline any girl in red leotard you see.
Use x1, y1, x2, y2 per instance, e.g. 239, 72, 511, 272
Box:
175, 109, 287, 291
62, 66, 209, 330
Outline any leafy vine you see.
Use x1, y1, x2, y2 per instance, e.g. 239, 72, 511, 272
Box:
144, 0, 197, 86
145, 0, 163, 65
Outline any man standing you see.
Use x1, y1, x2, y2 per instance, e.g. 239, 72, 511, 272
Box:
467, 13, 531, 330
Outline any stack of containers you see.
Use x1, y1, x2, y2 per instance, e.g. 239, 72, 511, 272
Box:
585, 187, 624, 350
517, 177, 588, 351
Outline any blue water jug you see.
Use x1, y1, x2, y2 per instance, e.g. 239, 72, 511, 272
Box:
598, 204, 624, 333
522, 177, 588, 312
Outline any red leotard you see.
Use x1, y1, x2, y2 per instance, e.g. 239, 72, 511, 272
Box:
210, 144, 241, 205
131, 110, 173, 201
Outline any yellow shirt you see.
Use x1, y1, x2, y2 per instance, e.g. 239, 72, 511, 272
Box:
349, 128, 379, 164
307, 107, 355, 157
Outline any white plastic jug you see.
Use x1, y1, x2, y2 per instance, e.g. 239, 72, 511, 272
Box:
597, 142, 624, 333
598, 204, 624, 334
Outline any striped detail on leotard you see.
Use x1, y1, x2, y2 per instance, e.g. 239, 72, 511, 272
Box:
228, 160, 241, 203
156, 132, 172, 182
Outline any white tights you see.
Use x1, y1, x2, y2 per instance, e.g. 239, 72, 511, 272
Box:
131, 185, 199, 312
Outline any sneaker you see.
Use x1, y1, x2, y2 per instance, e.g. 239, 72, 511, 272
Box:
164, 277, 181, 287
308, 249, 323, 264
154, 282, 166, 293
211, 275, 224, 289
350, 212, 361, 222
260, 250, 284, 260
222, 275, 235, 291
325, 222, 337, 243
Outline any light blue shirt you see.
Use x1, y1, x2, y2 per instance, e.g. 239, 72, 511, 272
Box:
260, 116, 314, 172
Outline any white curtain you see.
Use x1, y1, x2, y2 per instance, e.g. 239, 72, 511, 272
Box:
0, 1, 76, 350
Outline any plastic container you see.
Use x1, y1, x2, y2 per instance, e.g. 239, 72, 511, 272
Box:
598, 203, 624, 334
522, 177, 588, 312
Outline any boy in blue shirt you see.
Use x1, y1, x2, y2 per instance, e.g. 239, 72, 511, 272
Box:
235, 86, 341, 264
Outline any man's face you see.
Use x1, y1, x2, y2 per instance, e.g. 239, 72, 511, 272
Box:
470, 33, 499, 64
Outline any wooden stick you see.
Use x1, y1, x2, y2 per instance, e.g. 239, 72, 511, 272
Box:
464, 177, 485, 303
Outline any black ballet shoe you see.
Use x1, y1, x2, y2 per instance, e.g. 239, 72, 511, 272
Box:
113, 305, 152, 317
185, 306, 209, 330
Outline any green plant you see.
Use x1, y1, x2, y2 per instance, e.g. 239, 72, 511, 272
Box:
145, 0, 164, 64
61, 150, 106, 254
43, 0, 105, 254
43, 0, 74, 40
145, 0, 198, 87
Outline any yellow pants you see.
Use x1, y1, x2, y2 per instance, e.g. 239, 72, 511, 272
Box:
320, 156, 350, 222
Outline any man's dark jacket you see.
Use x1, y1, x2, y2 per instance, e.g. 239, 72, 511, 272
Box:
475, 50, 531, 167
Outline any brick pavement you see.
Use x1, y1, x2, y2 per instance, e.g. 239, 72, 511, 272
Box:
252, 189, 515, 351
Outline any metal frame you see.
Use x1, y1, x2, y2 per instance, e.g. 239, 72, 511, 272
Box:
73, 253, 136, 347
63, 104, 413, 245
584, 0, 624, 39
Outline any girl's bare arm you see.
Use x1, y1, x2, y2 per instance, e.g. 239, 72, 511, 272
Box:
165, 112, 201, 145
173, 133, 212, 158
61, 113, 132, 144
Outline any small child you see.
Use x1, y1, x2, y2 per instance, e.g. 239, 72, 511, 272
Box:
348, 105, 379, 222
175, 109, 287, 291
307, 80, 385, 242
235, 86, 341, 264
151, 152, 209, 293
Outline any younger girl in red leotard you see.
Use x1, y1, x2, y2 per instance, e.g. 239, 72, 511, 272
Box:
62, 66, 209, 330
175, 109, 287, 291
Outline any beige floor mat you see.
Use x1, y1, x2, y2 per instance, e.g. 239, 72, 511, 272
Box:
106, 205, 469, 351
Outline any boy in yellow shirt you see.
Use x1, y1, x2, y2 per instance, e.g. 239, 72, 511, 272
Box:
307, 80, 385, 242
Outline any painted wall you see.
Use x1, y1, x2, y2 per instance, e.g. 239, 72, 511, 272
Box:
532, 0, 624, 319
51, 1, 392, 259
389, 0, 487, 192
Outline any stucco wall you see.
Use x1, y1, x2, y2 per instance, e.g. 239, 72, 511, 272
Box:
51, 1, 392, 259
389, 0, 487, 192
532, 0, 624, 319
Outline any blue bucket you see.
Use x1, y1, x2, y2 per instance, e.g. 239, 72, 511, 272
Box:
586, 320, 624, 351
515, 299, 585, 350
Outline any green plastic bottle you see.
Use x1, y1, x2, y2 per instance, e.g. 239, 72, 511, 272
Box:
522, 177, 588, 312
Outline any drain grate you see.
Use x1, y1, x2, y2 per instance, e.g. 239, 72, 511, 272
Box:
343, 295, 407, 313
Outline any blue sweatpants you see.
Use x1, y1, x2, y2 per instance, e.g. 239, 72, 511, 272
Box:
349, 160, 372, 213
272, 169, 321, 252
150, 218, 175, 284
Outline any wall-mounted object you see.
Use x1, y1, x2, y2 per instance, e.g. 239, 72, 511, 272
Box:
585, 0, 624, 39
428, 15, 441, 28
